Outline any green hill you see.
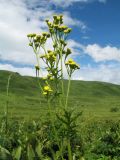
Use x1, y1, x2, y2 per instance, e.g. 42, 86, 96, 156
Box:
0, 70, 120, 120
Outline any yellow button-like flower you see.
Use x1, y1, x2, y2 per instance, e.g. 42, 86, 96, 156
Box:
64, 28, 72, 34
43, 85, 53, 92
65, 59, 80, 70
43, 85, 53, 96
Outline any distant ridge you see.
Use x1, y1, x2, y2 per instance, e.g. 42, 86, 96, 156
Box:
0, 70, 120, 97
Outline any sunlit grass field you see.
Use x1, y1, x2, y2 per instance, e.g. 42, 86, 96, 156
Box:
0, 70, 120, 121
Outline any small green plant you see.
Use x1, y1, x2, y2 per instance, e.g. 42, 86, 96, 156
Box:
93, 121, 120, 159
110, 107, 119, 112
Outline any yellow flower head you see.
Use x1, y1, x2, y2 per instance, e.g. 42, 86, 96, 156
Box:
53, 15, 57, 19
64, 28, 72, 34
65, 59, 80, 70
27, 33, 36, 38
43, 85, 53, 95
44, 85, 52, 91
42, 32, 50, 38
46, 51, 56, 62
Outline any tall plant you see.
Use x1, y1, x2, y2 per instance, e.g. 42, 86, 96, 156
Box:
27, 14, 80, 108
27, 15, 80, 159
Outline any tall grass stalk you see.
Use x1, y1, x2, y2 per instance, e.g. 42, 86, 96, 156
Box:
5, 73, 13, 133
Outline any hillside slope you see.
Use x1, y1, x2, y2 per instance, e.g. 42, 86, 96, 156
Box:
0, 70, 120, 119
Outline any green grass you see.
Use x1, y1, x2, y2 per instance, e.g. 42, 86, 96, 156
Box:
0, 70, 120, 120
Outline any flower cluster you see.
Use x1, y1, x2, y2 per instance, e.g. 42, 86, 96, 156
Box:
46, 15, 72, 35
40, 50, 56, 64
65, 59, 80, 76
27, 32, 50, 51
27, 15, 80, 98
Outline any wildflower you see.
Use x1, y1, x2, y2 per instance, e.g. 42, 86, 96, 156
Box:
36, 35, 41, 41
53, 24, 59, 29
65, 48, 72, 60
43, 85, 53, 95
47, 21, 53, 27
66, 48, 72, 55
35, 65, 40, 77
58, 25, 68, 32
57, 16, 61, 21
47, 33, 50, 38
35, 65, 40, 70
53, 43, 57, 48
60, 14, 63, 19
32, 33, 36, 37
42, 32, 50, 38
49, 28, 54, 34
27, 33, 36, 38
59, 15, 63, 24
45, 19, 49, 23
46, 51, 56, 62
29, 42, 33, 47
65, 59, 80, 70
64, 28, 72, 34
53, 15, 57, 19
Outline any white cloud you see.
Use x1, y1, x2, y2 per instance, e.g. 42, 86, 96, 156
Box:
0, 0, 86, 65
0, 63, 48, 77
63, 12, 87, 31
67, 39, 83, 56
1, 63, 120, 85
83, 44, 120, 62
50, 0, 107, 7
0, 63, 35, 76
73, 63, 120, 84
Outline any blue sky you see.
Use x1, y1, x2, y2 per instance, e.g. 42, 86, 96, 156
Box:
0, 0, 120, 84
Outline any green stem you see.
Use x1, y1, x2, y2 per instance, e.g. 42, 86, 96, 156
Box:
68, 138, 72, 160
65, 75, 71, 109
34, 49, 44, 92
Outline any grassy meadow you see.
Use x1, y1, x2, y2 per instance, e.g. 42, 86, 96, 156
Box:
0, 70, 120, 160
0, 70, 120, 120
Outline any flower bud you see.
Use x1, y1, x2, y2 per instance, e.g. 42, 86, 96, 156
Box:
53, 15, 57, 19
27, 34, 32, 38
29, 42, 33, 47
35, 65, 40, 70
54, 24, 59, 29
64, 28, 72, 34
47, 33, 50, 38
